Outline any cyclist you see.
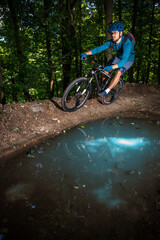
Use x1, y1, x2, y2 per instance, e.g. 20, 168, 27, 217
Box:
80, 21, 135, 97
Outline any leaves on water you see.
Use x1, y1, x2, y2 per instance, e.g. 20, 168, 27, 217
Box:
27, 150, 35, 158
119, 120, 123, 125
124, 170, 135, 175
73, 186, 80, 190
157, 121, 160, 126
124, 170, 141, 176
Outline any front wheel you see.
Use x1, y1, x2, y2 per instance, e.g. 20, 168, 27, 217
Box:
102, 78, 123, 105
62, 78, 91, 112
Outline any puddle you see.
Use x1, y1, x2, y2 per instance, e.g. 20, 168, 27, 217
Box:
0, 117, 160, 239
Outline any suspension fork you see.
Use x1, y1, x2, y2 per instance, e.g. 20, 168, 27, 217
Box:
76, 77, 93, 97
81, 77, 93, 95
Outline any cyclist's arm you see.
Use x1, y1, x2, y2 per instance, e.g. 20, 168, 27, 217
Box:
85, 41, 111, 56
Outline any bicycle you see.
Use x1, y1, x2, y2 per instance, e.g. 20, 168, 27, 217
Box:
62, 58, 123, 112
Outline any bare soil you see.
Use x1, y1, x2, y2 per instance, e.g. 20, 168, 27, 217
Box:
0, 83, 160, 160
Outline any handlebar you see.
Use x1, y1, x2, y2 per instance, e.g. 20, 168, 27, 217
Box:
82, 57, 104, 70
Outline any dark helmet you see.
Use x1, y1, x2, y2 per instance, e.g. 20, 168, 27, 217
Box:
107, 21, 124, 33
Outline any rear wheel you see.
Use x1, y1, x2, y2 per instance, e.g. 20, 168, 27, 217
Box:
62, 78, 91, 112
102, 78, 123, 105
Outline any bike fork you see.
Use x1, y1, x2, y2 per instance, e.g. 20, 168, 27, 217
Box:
76, 80, 91, 97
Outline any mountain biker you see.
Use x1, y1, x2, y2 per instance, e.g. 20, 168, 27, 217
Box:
80, 21, 135, 97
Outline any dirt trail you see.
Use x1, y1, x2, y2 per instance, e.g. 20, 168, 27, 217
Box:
0, 83, 160, 160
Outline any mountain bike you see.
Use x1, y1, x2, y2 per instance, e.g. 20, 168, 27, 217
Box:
62, 58, 123, 112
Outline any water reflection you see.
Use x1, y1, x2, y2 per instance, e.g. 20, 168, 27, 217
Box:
0, 117, 160, 240
5, 183, 33, 202
56, 118, 160, 206
109, 137, 149, 147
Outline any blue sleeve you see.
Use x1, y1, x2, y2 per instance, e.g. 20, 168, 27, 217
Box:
90, 41, 111, 55
117, 39, 132, 68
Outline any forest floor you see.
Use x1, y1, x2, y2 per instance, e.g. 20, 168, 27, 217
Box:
0, 83, 160, 160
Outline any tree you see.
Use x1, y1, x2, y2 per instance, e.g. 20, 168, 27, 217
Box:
104, 0, 113, 61
146, 0, 156, 83
118, 0, 122, 21
7, 0, 30, 100
0, 62, 5, 104
59, 0, 80, 90
158, 41, 160, 84
1, 0, 160, 104
43, 0, 54, 98
128, 0, 138, 82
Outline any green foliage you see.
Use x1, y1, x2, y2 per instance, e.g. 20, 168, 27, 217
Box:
0, 0, 160, 104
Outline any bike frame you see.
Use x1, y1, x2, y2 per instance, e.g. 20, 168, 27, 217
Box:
85, 67, 113, 93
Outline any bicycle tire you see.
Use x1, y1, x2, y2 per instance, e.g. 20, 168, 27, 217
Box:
102, 78, 123, 105
62, 78, 92, 112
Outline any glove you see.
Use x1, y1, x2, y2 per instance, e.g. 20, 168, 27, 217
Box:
102, 66, 113, 72
80, 53, 87, 60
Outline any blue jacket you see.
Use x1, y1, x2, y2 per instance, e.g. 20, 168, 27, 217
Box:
90, 36, 135, 68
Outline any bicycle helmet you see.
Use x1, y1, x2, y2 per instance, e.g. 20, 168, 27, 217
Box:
107, 21, 124, 33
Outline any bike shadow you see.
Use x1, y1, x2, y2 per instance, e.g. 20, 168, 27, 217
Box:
89, 93, 104, 105
50, 98, 64, 111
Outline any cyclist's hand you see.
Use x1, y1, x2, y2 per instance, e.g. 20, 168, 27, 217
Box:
102, 66, 113, 72
80, 53, 87, 60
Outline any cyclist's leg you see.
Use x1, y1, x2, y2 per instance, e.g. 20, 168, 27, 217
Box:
108, 61, 134, 90
108, 70, 122, 90
101, 57, 121, 93
99, 60, 134, 97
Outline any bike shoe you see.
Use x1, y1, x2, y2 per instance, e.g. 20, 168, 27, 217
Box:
98, 91, 112, 97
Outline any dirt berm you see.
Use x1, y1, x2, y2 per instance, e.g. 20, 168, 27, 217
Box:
0, 83, 160, 160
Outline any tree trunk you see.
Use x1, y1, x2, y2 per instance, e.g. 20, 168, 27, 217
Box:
118, 0, 122, 21
96, 3, 104, 63
128, 0, 138, 83
60, 0, 74, 90
146, 0, 155, 84
0, 63, 5, 104
158, 41, 160, 84
54, 72, 58, 97
43, 0, 54, 98
104, 0, 113, 62
136, 63, 140, 83
11, 78, 18, 102
79, 2, 82, 76
7, 0, 29, 101
75, 35, 79, 78
7, 0, 23, 62
73, 4, 79, 78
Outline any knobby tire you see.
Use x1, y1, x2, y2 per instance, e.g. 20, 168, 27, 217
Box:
102, 78, 123, 105
62, 78, 91, 112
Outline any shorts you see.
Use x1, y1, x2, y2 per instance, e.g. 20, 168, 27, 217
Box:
107, 57, 134, 75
